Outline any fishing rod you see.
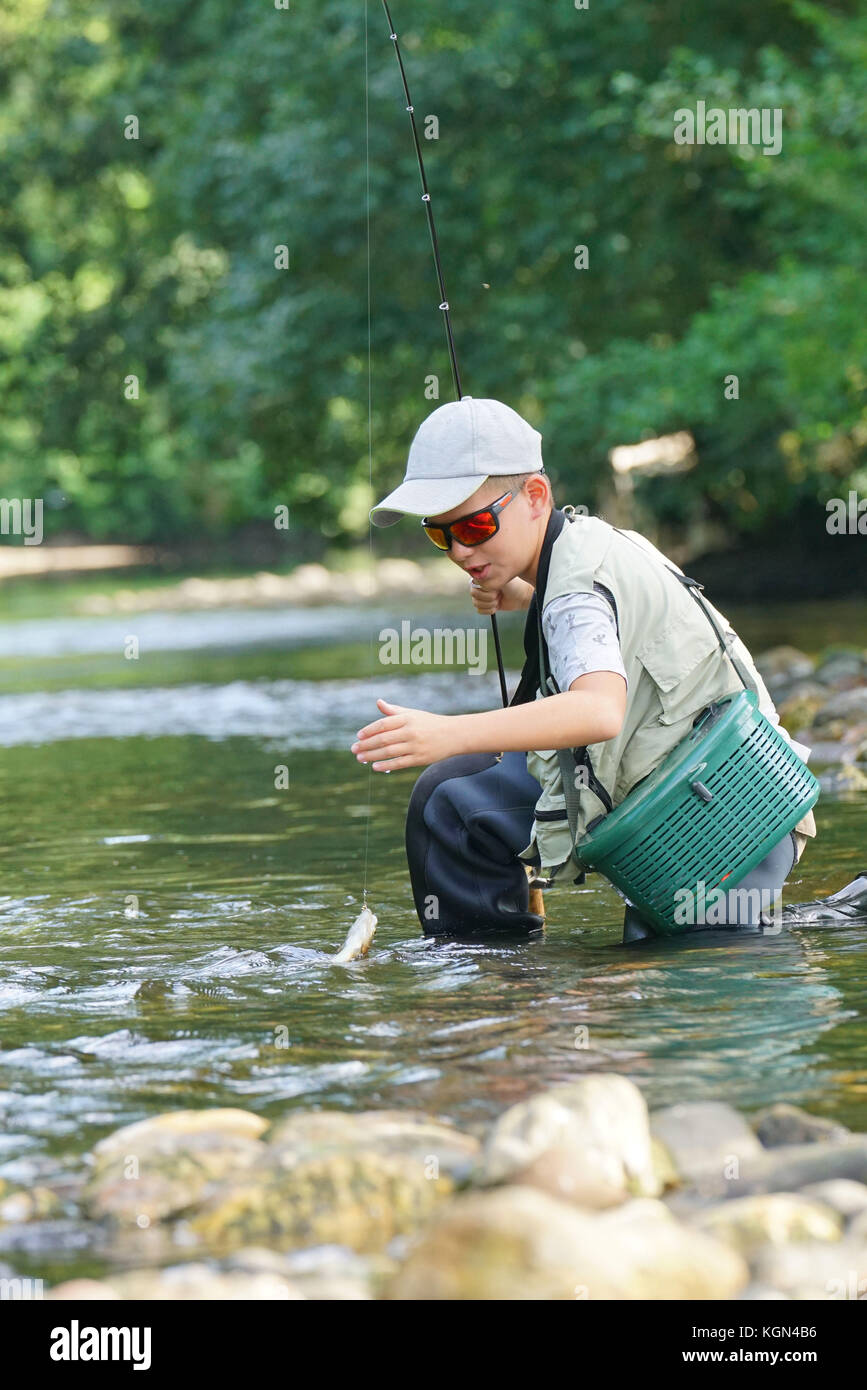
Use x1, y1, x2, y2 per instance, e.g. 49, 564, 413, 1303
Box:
381, 0, 509, 708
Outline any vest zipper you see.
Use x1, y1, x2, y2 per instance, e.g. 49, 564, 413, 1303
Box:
573, 747, 613, 814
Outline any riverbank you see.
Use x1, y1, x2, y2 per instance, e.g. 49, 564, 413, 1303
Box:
756, 644, 867, 793
4, 1077, 865, 1300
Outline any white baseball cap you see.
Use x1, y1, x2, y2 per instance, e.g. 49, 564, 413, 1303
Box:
369, 396, 544, 527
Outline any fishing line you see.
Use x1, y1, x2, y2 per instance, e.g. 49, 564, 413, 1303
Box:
361, 0, 375, 908
380, 1, 509, 708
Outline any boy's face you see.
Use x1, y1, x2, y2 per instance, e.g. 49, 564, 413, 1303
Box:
424, 474, 551, 589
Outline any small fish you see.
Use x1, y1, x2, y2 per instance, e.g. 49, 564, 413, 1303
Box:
333, 905, 378, 963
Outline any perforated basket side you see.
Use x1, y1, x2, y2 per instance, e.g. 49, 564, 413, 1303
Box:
591, 718, 819, 934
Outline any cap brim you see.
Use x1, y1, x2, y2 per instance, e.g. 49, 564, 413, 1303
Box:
369, 474, 488, 527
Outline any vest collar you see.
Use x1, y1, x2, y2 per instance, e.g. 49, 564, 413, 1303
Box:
509, 507, 570, 707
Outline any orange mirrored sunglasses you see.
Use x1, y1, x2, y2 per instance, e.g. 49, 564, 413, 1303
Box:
421, 490, 517, 551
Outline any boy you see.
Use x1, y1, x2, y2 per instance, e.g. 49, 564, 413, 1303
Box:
353, 396, 818, 942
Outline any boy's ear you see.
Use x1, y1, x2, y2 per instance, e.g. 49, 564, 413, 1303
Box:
524, 473, 551, 511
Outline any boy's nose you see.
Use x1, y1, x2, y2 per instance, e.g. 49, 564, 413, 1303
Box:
449, 541, 477, 564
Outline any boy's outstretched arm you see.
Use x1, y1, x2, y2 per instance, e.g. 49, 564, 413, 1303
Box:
351, 671, 627, 773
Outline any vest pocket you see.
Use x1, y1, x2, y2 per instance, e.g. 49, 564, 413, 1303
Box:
636, 623, 725, 725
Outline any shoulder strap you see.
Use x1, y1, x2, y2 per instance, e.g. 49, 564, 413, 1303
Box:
532, 508, 587, 884
534, 585, 589, 883
610, 527, 754, 694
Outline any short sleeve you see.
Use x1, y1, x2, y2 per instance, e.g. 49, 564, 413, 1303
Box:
542, 590, 628, 694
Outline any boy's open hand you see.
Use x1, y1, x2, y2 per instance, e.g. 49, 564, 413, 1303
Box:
351, 699, 459, 772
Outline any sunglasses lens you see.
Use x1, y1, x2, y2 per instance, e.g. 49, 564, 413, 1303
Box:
422, 525, 450, 550
451, 512, 497, 547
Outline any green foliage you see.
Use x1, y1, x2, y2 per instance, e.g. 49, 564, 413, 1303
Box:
0, 0, 863, 545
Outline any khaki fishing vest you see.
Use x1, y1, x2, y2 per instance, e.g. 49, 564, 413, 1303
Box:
520, 512, 817, 873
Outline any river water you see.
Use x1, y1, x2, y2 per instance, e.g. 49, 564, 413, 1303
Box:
0, 595, 865, 1262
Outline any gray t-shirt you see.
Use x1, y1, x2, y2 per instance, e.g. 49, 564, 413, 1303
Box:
541, 584, 628, 694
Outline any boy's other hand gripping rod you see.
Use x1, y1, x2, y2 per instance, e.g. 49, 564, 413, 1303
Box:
382, 1, 509, 708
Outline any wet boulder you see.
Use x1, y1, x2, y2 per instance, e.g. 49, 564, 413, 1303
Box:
47, 1279, 122, 1300
777, 687, 832, 737
387, 1187, 748, 1300
751, 1103, 850, 1148
188, 1149, 452, 1254
266, 1109, 479, 1183
751, 1238, 867, 1299
478, 1075, 658, 1207
84, 1262, 305, 1301
84, 1108, 269, 1224
818, 764, 867, 795
754, 647, 815, 693
812, 686, 867, 727
649, 1102, 762, 1185
689, 1193, 842, 1255
0, 1186, 64, 1224
799, 1179, 867, 1221
813, 650, 867, 691
183, 1109, 479, 1254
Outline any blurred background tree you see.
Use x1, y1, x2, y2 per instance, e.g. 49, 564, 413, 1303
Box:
0, 0, 863, 568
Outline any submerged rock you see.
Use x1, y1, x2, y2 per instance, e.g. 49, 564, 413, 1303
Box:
479, 1075, 658, 1205
387, 1186, 747, 1300
752, 1103, 850, 1148
690, 1193, 843, 1254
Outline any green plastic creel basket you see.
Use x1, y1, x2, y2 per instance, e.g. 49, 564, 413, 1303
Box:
575, 689, 820, 936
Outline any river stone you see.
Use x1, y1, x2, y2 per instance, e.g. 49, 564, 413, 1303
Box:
848, 1208, 867, 1241
754, 647, 815, 689
649, 1102, 762, 1182
85, 1109, 269, 1223
387, 1185, 747, 1300
188, 1150, 453, 1254
47, 1279, 122, 1300
777, 689, 829, 736
813, 687, 867, 726
677, 1137, 867, 1202
104, 1262, 305, 1300
690, 1193, 842, 1254
92, 1109, 268, 1164
751, 1238, 867, 1299
650, 1135, 681, 1192
266, 1109, 479, 1182
799, 1180, 867, 1220
751, 1103, 850, 1148
813, 652, 867, 689
826, 764, 867, 793
738, 1283, 791, 1300
226, 1243, 381, 1300
800, 738, 857, 765
479, 1076, 657, 1203
0, 1186, 64, 1224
